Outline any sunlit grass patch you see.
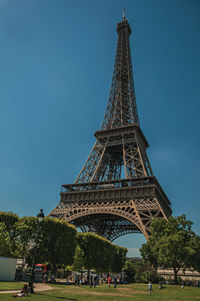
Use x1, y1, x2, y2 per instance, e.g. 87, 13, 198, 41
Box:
0, 282, 200, 301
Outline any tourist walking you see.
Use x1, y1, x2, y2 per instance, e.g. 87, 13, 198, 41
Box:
148, 281, 152, 295
51, 273, 55, 284
113, 275, 117, 288
94, 276, 97, 287
90, 275, 93, 288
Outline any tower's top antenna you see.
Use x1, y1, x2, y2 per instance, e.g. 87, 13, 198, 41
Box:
123, 9, 125, 21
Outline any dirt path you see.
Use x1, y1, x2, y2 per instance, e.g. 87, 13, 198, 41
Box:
0, 283, 53, 294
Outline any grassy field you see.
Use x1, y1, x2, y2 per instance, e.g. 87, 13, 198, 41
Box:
0, 282, 200, 301
0, 281, 25, 291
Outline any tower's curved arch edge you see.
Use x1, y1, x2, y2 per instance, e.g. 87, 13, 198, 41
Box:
61, 208, 148, 240
109, 228, 143, 243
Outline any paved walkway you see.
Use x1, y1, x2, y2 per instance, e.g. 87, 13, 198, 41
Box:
0, 283, 53, 294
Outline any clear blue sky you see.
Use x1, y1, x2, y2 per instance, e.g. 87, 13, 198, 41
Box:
0, 0, 200, 256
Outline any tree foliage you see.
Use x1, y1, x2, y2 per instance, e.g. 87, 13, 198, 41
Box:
0, 212, 77, 268
0, 222, 12, 257
0, 212, 19, 257
72, 245, 85, 271
15, 217, 38, 264
0, 211, 19, 229
134, 262, 161, 283
17, 217, 77, 268
0, 211, 127, 275
77, 232, 110, 272
111, 245, 127, 273
123, 260, 136, 282
123, 260, 161, 283
39, 218, 77, 268
76, 232, 127, 273
140, 215, 200, 284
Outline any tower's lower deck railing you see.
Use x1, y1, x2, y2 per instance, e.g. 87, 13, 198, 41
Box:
61, 176, 171, 207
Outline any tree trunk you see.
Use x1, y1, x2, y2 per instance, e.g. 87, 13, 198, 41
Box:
22, 245, 25, 269
173, 267, 178, 285
87, 269, 90, 284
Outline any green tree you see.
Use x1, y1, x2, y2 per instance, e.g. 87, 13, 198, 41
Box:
15, 216, 77, 269
39, 218, 77, 269
0, 211, 19, 257
77, 232, 105, 273
0, 211, 19, 229
123, 260, 136, 282
15, 217, 38, 265
134, 262, 161, 283
140, 215, 200, 284
111, 245, 127, 273
98, 237, 115, 273
0, 222, 12, 257
123, 260, 162, 284
77, 232, 127, 274
72, 245, 85, 271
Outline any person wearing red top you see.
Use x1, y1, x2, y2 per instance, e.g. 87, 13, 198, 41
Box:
107, 276, 111, 287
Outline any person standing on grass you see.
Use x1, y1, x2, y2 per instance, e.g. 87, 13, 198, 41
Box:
107, 276, 111, 288
90, 275, 93, 288
113, 275, 117, 289
94, 275, 97, 287
148, 281, 152, 295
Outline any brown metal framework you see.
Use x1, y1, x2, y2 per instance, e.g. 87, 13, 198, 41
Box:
49, 15, 172, 241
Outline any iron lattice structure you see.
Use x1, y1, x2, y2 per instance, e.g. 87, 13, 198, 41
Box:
49, 15, 172, 241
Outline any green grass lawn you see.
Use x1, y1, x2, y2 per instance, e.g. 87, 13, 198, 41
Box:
0, 281, 25, 291
0, 282, 200, 301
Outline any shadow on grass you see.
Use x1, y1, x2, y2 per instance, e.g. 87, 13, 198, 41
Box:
36, 293, 77, 301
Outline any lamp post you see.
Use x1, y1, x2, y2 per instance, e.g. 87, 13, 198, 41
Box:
37, 208, 45, 222
29, 209, 45, 294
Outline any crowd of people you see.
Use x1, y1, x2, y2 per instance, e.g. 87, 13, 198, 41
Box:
72, 274, 119, 288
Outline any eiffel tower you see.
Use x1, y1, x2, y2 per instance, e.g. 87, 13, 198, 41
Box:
49, 12, 172, 241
